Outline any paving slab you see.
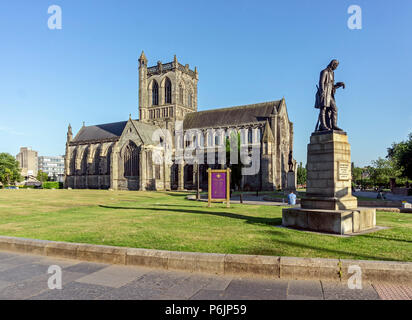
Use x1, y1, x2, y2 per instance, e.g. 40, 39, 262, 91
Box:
0, 263, 48, 282
0, 271, 85, 300
63, 262, 109, 274
0, 252, 17, 261
36, 257, 82, 269
95, 269, 190, 300
203, 277, 233, 291
162, 274, 213, 299
75, 265, 150, 288
190, 289, 226, 300
0, 280, 12, 291
128, 269, 190, 291
287, 280, 323, 299
321, 281, 380, 300
30, 281, 114, 300
0, 254, 45, 266
373, 282, 412, 300
287, 294, 323, 300
224, 278, 288, 300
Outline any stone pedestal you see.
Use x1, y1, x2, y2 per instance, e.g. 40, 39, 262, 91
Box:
286, 171, 296, 192
301, 131, 357, 210
282, 207, 376, 234
282, 131, 376, 235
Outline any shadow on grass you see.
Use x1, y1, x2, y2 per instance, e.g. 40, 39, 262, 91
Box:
355, 233, 412, 244
98, 205, 281, 227
162, 192, 194, 198
263, 230, 402, 261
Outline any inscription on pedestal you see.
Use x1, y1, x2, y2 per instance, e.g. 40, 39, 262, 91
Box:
338, 161, 350, 181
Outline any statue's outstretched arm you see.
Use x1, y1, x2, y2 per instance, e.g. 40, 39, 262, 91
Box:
335, 82, 345, 89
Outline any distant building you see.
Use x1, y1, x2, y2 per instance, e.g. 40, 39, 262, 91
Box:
16, 147, 38, 177
38, 156, 65, 182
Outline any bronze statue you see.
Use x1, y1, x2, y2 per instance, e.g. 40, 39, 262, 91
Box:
314, 59, 345, 131
288, 151, 294, 172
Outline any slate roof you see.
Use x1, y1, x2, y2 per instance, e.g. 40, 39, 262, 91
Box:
72, 121, 128, 143
131, 120, 161, 145
183, 100, 281, 130
70, 120, 162, 145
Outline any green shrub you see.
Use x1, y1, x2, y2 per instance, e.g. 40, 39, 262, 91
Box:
42, 182, 63, 189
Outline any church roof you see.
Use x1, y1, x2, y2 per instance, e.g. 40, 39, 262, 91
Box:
183, 100, 281, 130
70, 120, 161, 145
72, 121, 128, 143
131, 120, 161, 145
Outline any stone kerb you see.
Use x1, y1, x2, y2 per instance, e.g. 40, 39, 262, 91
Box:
0, 236, 411, 284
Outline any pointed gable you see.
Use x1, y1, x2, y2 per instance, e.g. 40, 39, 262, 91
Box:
262, 120, 275, 143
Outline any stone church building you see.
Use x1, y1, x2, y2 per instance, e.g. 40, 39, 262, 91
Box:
64, 52, 295, 191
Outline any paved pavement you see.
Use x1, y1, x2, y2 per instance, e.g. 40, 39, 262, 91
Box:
1, 251, 411, 300
353, 191, 412, 202
192, 191, 412, 206
189, 194, 286, 206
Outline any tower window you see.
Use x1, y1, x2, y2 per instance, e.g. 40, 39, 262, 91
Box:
152, 81, 159, 105
165, 78, 172, 104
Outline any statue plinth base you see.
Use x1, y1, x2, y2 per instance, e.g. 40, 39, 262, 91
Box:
282, 207, 376, 235
282, 131, 376, 234
286, 171, 296, 192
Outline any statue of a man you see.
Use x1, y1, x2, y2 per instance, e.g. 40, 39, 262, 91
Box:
314, 59, 345, 131
288, 151, 294, 172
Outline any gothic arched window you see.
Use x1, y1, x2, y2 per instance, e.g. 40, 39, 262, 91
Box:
81, 148, 88, 175
152, 81, 159, 106
248, 129, 253, 144
124, 142, 139, 177
70, 148, 77, 175
94, 146, 101, 175
165, 78, 172, 104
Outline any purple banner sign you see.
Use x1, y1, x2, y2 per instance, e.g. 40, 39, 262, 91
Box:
211, 172, 227, 199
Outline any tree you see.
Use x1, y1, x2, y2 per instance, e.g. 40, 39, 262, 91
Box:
297, 162, 307, 186
37, 170, 49, 183
225, 132, 242, 190
0, 153, 22, 185
368, 157, 399, 187
387, 133, 412, 181
351, 164, 363, 184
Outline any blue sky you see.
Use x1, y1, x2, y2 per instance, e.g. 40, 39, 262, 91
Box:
0, 0, 411, 166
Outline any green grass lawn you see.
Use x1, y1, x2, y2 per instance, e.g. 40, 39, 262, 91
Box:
0, 189, 411, 262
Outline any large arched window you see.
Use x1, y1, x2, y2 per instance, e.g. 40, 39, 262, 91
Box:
165, 78, 172, 104
70, 148, 77, 175
94, 146, 101, 175
152, 81, 159, 106
81, 147, 88, 175
124, 142, 139, 177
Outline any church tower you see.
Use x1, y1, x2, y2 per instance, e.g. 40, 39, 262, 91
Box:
138, 51, 198, 130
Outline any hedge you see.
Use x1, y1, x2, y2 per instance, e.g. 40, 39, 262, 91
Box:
42, 182, 63, 189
